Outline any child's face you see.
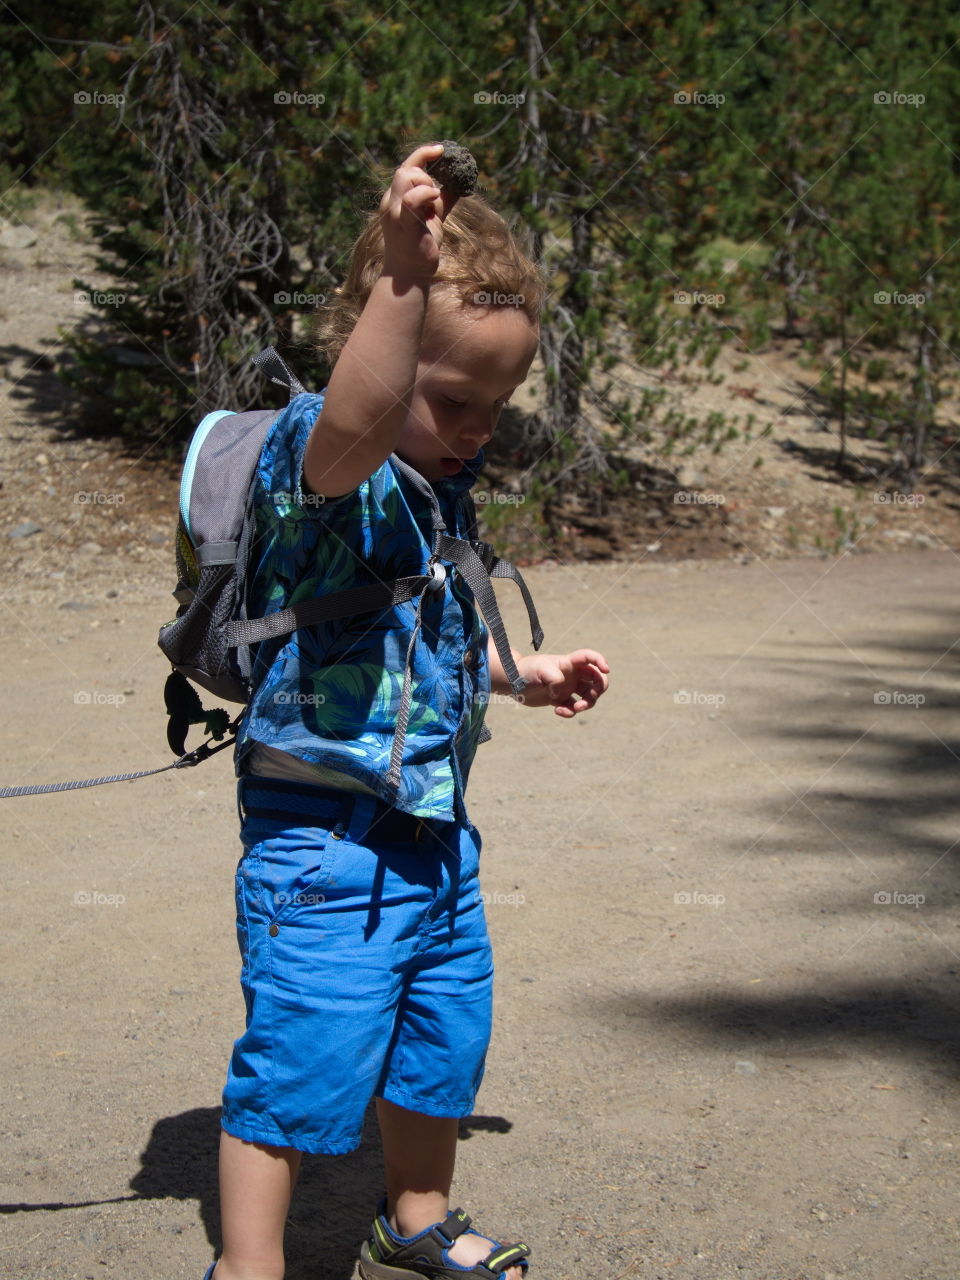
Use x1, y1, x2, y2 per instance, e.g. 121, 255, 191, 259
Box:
396, 298, 539, 481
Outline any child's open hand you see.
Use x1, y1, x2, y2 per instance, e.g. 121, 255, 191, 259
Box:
516, 648, 610, 717
380, 143, 457, 279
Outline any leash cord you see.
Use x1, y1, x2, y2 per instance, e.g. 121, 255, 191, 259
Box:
0, 733, 238, 800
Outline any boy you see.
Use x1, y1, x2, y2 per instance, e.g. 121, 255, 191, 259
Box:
206, 142, 610, 1280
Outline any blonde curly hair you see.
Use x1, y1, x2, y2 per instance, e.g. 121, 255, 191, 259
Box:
315, 186, 545, 368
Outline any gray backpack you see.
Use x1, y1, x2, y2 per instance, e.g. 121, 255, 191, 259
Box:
157, 347, 544, 786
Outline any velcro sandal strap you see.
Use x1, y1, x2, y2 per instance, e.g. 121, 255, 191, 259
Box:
482, 1242, 531, 1275
432, 1207, 472, 1245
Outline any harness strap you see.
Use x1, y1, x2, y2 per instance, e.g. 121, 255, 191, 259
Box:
473, 541, 545, 650
252, 345, 306, 397
391, 454, 448, 532
0, 734, 238, 800
437, 534, 527, 697
227, 575, 432, 647
387, 575, 443, 791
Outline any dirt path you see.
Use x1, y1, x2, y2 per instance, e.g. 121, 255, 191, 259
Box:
2, 547, 959, 1280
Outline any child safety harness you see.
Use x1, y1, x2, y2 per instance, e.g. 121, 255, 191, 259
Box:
0, 348, 543, 799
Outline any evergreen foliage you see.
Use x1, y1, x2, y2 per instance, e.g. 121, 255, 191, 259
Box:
1, 0, 957, 495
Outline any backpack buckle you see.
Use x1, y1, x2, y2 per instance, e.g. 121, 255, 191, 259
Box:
425, 561, 447, 592
469, 539, 498, 572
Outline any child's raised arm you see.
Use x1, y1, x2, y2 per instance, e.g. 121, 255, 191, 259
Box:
303, 143, 457, 498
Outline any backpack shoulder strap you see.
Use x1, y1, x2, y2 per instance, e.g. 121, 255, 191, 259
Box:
181, 408, 278, 562
253, 345, 307, 398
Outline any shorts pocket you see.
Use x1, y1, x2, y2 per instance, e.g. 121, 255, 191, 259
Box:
242, 806, 351, 931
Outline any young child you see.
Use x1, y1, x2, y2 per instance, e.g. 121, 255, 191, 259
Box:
204, 142, 610, 1280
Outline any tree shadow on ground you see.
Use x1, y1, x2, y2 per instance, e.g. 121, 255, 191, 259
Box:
736, 615, 960, 874
774, 435, 890, 489
604, 982, 960, 1073
0, 1105, 513, 1280
1, 341, 70, 420
611, 599, 960, 1077
0, 331, 287, 462
775, 380, 960, 497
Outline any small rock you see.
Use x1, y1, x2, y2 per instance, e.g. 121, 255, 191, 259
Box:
735, 1060, 758, 1076
677, 465, 707, 488
106, 588, 119, 598
0, 224, 38, 249
77, 541, 103, 554
645, 541, 662, 553
35, 452, 49, 466
764, 506, 787, 518
59, 601, 94, 611
7, 521, 42, 539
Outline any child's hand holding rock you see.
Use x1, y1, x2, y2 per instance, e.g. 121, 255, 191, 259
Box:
379, 142, 458, 280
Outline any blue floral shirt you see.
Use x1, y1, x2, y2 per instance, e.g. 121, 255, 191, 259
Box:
234, 391, 490, 821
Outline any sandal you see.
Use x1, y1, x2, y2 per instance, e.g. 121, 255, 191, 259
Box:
359, 1204, 530, 1280
201, 1265, 217, 1280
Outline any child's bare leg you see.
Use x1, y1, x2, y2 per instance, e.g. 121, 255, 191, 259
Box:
214, 1130, 302, 1280
376, 1099, 522, 1279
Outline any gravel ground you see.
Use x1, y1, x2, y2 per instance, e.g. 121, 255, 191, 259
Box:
2, 550, 960, 1280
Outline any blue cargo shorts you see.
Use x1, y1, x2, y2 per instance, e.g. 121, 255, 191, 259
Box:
220, 776, 494, 1155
